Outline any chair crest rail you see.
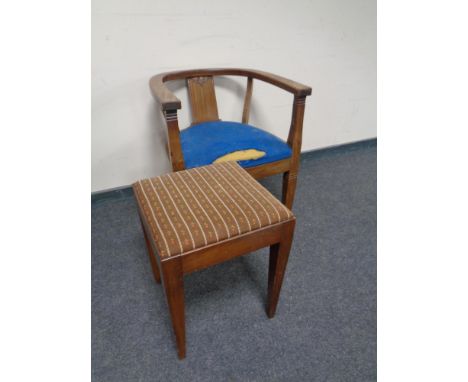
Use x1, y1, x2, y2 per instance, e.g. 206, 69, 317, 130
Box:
149, 68, 312, 111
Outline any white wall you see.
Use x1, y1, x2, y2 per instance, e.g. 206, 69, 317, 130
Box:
92, 0, 376, 192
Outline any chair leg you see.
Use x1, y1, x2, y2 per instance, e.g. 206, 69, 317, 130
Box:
140, 218, 161, 283
282, 171, 297, 210
161, 258, 186, 359
267, 220, 295, 318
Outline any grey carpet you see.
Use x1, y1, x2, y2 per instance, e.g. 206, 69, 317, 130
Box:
92, 142, 376, 381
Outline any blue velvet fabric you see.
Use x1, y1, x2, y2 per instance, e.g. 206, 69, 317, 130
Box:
180, 121, 292, 169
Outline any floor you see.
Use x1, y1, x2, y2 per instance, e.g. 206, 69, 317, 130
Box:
92, 141, 377, 381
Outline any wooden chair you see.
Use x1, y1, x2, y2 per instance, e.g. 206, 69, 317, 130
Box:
149, 68, 312, 209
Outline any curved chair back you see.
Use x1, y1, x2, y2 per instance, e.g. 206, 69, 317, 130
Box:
150, 68, 311, 126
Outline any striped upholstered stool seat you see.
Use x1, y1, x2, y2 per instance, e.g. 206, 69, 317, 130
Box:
133, 161, 293, 258
133, 161, 296, 359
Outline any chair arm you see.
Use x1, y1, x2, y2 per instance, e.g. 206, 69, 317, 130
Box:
149, 73, 182, 111
242, 69, 312, 97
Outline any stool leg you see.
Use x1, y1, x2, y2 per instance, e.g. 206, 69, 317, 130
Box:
139, 218, 161, 284
267, 220, 295, 318
161, 258, 186, 359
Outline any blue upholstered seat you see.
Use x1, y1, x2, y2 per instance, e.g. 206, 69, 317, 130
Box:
180, 121, 292, 169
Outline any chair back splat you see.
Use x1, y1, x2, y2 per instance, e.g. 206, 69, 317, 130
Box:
186, 76, 219, 125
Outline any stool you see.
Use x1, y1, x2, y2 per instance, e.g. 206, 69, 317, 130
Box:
133, 161, 296, 359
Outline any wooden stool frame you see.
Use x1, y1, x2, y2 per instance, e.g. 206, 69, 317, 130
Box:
136, 196, 296, 359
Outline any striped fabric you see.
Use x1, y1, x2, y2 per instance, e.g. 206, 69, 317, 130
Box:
133, 161, 294, 258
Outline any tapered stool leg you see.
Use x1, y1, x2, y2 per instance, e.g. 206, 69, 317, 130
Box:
161, 258, 186, 359
267, 219, 295, 318
139, 218, 161, 283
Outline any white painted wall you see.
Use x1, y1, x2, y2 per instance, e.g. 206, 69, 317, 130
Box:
92, 0, 376, 192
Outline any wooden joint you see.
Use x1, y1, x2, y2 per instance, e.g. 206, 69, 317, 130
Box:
190, 76, 210, 85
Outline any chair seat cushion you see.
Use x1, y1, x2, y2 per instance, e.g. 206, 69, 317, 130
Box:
133, 162, 294, 258
180, 121, 292, 169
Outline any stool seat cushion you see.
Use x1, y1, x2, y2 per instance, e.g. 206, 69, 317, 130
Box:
133, 161, 294, 258
180, 121, 292, 169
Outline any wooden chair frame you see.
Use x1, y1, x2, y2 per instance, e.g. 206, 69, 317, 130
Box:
149, 68, 312, 209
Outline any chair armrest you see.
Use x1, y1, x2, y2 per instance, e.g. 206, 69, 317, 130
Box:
242, 69, 312, 97
149, 73, 182, 111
